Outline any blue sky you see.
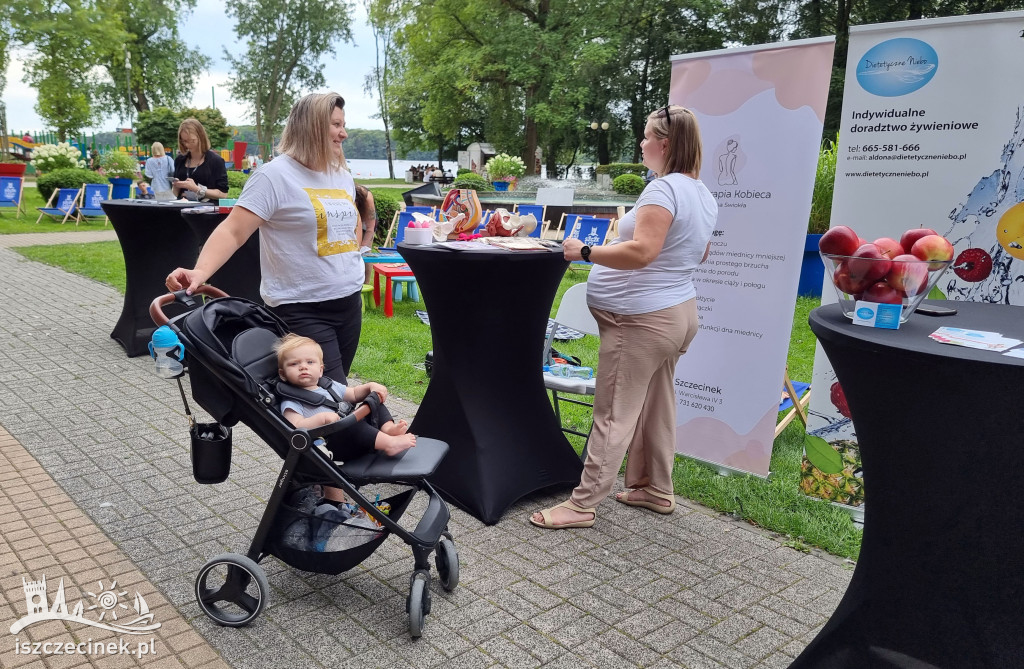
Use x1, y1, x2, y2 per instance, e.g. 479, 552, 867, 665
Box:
4, 0, 386, 134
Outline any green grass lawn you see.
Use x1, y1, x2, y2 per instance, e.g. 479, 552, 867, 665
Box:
355, 178, 411, 187
10, 242, 861, 559
0, 186, 115, 234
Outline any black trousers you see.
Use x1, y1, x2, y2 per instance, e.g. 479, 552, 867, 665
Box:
269, 291, 362, 383
329, 403, 394, 460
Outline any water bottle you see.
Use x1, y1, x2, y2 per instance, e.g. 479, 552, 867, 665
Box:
544, 363, 594, 380
148, 326, 184, 378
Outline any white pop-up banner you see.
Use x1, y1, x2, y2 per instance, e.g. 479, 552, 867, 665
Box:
668, 38, 835, 476
806, 11, 1024, 510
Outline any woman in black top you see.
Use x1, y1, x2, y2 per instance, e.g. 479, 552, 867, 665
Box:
172, 118, 230, 202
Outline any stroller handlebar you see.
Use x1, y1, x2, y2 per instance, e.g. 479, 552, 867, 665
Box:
150, 285, 230, 326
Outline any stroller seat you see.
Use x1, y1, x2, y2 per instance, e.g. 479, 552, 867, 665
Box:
160, 293, 458, 637
229, 325, 449, 479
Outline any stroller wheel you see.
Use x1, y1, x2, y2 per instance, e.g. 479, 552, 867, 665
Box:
434, 537, 459, 592
195, 553, 269, 627
407, 573, 429, 638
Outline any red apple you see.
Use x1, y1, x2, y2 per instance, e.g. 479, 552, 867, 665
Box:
899, 227, 938, 254
819, 225, 861, 256
911, 234, 955, 269
873, 237, 905, 259
847, 243, 891, 282
833, 261, 872, 295
857, 237, 868, 248
862, 281, 903, 304
886, 254, 929, 296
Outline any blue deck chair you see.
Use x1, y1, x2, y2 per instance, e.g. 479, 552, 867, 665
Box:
565, 217, 611, 265
514, 204, 546, 238
381, 211, 417, 250
474, 209, 493, 235
76, 183, 111, 226
0, 176, 25, 219
405, 206, 434, 216
36, 187, 81, 225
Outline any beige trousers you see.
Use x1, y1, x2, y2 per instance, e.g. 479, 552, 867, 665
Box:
569, 299, 699, 509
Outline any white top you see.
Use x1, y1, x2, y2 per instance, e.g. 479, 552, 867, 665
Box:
144, 155, 175, 193
587, 173, 718, 315
236, 155, 364, 307
279, 380, 353, 418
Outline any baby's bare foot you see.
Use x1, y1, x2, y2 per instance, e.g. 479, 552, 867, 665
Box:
381, 419, 409, 436
377, 432, 416, 457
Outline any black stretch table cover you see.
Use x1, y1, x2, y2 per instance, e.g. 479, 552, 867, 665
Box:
180, 211, 262, 304
794, 301, 1024, 669
104, 201, 207, 357
400, 242, 584, 524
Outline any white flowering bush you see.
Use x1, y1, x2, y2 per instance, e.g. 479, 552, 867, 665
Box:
31, 142, 87, 172
485, 153, 526, 181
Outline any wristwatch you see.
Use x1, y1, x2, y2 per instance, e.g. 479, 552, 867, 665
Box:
580, 245, 592, 261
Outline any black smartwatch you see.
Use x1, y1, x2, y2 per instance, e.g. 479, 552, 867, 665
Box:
580, 245, 592, 261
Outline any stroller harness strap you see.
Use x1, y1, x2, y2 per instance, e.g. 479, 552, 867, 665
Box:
275, 377, 352, 414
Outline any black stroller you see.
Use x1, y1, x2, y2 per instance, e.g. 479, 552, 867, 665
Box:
151, 286, 458, 637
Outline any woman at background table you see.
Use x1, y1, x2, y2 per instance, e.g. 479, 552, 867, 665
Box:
144, 142, 175, 197
171, 118, 229, 203
165, 93, 370, 382
531, 105, 717, 529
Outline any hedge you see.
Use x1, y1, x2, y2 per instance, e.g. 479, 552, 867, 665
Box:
451, 173, 493, 191
609, 163, 646, 179
368, 187, 403, 247
37, 168, 105, 201
226, 170, 250, 195
612, 174, 645, 196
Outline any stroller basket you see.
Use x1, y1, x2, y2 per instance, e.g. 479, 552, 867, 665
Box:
271, 488, 416, 575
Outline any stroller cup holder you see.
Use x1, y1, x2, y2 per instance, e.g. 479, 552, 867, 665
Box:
190, 421, 232, 484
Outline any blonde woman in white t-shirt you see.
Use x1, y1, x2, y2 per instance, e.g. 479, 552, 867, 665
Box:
166, 93, 377, 382
531, 105, 718, 530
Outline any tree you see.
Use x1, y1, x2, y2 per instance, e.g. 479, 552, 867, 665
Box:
181, 107, 231, 149
91, 0, 211, 122
136, 107, 184, 150
9, 0, 126, 139
364, 0, 402, 179
224, 0, 355, 153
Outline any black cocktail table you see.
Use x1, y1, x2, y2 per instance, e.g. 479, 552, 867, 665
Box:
399, 242, 584, 524
793, 300, 1024, 668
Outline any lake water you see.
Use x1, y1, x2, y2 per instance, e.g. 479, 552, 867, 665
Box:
346, 158, 459, 180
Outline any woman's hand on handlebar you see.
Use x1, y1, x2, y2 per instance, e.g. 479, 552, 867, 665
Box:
166, 267, 209, 295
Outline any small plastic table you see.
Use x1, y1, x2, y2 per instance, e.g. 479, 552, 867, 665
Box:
372, 263, 415, 317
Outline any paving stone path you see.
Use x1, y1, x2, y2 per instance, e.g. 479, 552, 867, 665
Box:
0, 232, 851, 668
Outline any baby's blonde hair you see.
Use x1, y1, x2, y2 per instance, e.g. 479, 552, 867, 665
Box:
274, 333, 322, 369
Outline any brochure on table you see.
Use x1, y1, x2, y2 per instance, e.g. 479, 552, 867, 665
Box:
668, 37, 835, 477
806, 10, 1024, 512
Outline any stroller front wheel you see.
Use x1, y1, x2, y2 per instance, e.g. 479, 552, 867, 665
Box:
407, 573, 429, 638
434, 537, 459, 592
195, 553, 269, 627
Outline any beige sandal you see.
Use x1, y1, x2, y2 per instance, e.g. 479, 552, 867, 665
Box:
529, 500, 596, 529
615, 487, 676, 514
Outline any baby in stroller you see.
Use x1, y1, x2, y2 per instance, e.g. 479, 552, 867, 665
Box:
275, 333, 415, 457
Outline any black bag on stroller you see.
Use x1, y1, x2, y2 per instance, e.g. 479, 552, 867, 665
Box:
152, 286, 458, 637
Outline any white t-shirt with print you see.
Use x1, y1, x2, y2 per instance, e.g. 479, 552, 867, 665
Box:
236, 155, 364, 307
587, 173, 718, 315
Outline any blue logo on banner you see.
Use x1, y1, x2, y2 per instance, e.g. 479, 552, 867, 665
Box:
856, 38, 938, 97
856, 306, 875, 319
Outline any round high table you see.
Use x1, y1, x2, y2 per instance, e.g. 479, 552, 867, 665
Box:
794, 301, 1024, 669
179, 210, 262, 304
103, 202, 263, 357
104, 201, 208, 356
399, 242, 584, 525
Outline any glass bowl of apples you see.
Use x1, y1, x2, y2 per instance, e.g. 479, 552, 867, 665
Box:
819, 225, 954, 324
